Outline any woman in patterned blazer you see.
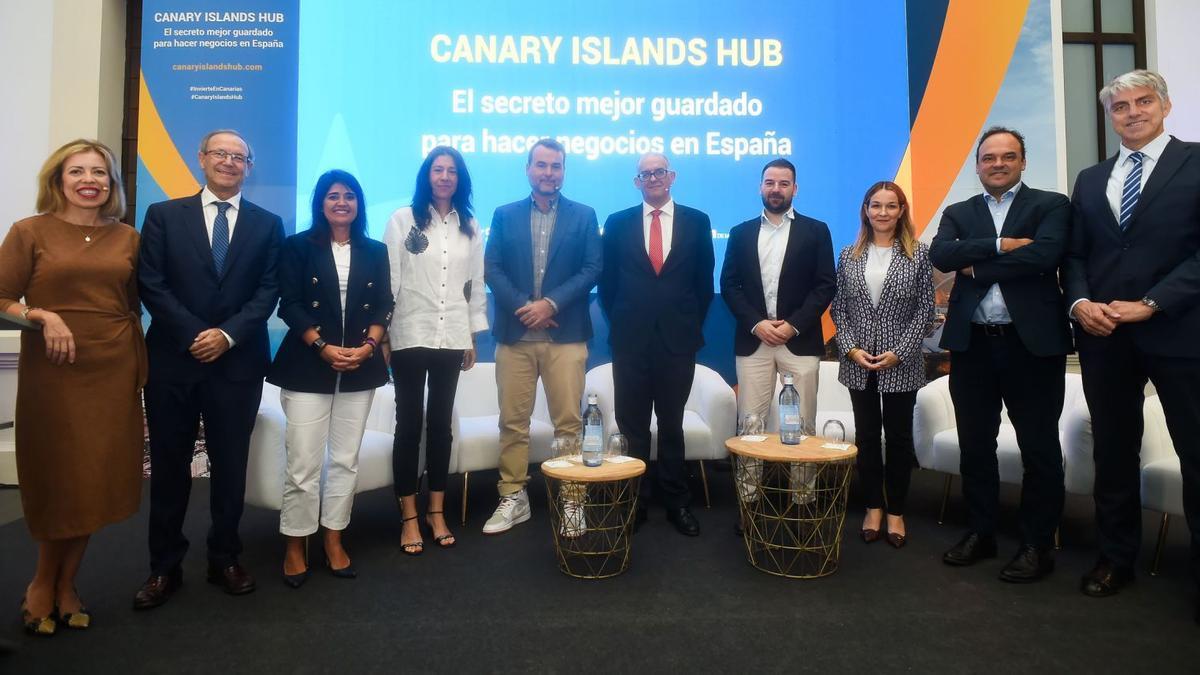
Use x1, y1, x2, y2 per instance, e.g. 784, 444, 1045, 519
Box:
831, 181, 934, 548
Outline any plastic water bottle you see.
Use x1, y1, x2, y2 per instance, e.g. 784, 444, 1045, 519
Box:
779, 374, 802, 445
582, 393, 603, 466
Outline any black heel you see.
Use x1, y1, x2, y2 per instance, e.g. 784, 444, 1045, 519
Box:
400, 515, 424, 556
425, 510, 457, 549
282, 536, 310, 589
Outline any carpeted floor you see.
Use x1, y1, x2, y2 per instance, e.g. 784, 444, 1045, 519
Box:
1, 467, 1198, 673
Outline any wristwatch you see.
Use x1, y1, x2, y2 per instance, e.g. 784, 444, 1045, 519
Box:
1141, 296, 1161, 313
311, 336, 328, 353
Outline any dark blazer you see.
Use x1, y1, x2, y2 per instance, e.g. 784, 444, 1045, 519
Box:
139, 193, 284, 383
830, 242, 935, 393
930, 184, 1073, 357
484, 195, 602, 345
720, 213, 836, 357
266, 232, 394, 393
599, 202, 715, 355
1064, 137, 1200, 357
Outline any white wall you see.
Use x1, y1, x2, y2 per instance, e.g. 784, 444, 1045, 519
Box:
1148, 0, 1200, 140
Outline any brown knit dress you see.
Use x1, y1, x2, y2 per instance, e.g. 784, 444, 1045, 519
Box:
0, 214, 147, 540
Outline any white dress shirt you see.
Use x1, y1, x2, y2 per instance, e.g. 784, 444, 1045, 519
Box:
758, 208, 794, 319
200, 186, 242, 346
642, 199, 674, 260
331, 240, 351, 314
971, 182, 1021, 324
384, 205, 488, 351
1105, 131, 1170, 222
200, 186, 242, 245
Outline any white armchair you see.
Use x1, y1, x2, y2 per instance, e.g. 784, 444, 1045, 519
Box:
450, 362, 555, 524
582, 362, 737, 507
912, 372, 1086, 525
244, 382, 398, 510
1138, 395, 1184, 576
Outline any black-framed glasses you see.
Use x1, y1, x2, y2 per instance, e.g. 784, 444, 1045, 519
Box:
205, 149, 252, 165
636, 168, 671, 181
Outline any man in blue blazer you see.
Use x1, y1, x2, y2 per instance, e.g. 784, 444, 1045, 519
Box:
599, 153, 714, 536
482, 138, 602, 534
931, 127, 1071, 583
134, 130, 284, 608
1065, 70, 1200, 622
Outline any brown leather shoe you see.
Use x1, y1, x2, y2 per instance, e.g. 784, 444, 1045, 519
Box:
133, 569, 183, 610
1080, 558, 1133, 598
206, 563, 256, 595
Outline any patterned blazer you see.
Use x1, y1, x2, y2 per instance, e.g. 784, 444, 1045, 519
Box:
830, 241, 935, 393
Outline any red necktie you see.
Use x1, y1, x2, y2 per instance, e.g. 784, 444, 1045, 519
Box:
649, 209, 663, 275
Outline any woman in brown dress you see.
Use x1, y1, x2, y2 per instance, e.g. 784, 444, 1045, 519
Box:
0, 139, 147, 635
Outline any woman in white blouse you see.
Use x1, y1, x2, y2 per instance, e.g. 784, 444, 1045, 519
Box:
830, 181, 934, 549
383, 147, 487, 554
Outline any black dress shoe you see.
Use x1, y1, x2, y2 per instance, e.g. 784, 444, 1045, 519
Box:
999, 545, 1054, 583
631, 506, 648, 534
1080, 559, 1134, 597
207, 563, 256, 595
861, 528, 881, 544
326, 560, 357, 579
133, 569, 183, 610
282, 567, 310, 589
942, 532, 997, 567
666, 507, 700, 536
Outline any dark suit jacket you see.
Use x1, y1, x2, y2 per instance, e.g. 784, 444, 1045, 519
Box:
719, 213, 836, 357
484, 194, 602, 345
930, 184, 1073, 357
139, 192, 284, 383
599, 202, 715, 355
1064, 137, 1200, 357
266, 232, 394, 393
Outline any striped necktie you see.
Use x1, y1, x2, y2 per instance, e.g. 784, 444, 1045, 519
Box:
1119, 151, 1144, 231
212, 201, 231, 273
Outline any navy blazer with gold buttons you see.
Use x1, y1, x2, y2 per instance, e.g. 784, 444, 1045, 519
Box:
267, 231, 393, 393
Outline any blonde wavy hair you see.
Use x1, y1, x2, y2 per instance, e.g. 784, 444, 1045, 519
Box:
850, 181, 915, 260
36, 139, 126, 220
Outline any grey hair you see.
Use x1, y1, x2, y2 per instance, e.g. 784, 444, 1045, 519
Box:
198, 129, 254, 162
636, 152, 670, 171
1099, 70, 1170, 111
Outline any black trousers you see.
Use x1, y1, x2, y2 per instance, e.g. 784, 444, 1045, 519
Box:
145, 376, 263, 573
1079, 330, 1200, 586
612, 333, 696, 510
390, 347, 464, 496
949, 325, 1065, 548
848, 374, 918, 515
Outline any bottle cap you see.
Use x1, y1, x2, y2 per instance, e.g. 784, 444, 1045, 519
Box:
782, 374, 794, 385
587, 393, 598, 404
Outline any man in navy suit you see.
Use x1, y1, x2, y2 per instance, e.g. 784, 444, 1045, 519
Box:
931, 127, 1072, 583
1065, 70, 1200, 622
134, 130, 284, 608
599, 153, 714, 536
482, 138, 602, 534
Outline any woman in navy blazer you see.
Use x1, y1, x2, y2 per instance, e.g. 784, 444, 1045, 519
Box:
266, 170, 393, 587
831, 181, 934, 548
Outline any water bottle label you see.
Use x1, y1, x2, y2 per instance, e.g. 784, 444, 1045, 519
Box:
783, 413, 800, 426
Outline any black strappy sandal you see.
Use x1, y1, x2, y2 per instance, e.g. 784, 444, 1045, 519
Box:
400, 515, 424, 556
425, 511, 457, 549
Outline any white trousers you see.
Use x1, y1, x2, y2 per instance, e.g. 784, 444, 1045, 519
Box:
735, 344, 821, 501
279, 387, 374, 536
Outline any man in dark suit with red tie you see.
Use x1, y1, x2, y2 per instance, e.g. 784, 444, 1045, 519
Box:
599, 153, 715, 536
134, 130, 284, 608
1065, 70, 1200, 623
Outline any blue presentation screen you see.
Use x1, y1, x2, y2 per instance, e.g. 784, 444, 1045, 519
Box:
139, 1, 911, 281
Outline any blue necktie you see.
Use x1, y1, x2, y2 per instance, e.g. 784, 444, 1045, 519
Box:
1119, 152, 1144, 231
212, 201, 231, 274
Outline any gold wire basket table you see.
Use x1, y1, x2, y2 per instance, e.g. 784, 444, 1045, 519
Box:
541, 455, 646, 579
725, 434, 857, 579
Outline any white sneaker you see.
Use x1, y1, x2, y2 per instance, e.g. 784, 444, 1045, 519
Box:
560, 498, 587, 539
482, 489, 531, 534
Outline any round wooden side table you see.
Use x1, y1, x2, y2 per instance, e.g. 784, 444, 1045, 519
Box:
725, 433, 857, 578
541, 455, 646, 579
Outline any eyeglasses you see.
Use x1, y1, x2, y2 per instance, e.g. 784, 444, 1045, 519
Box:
636, 168, 671, 181
205, 149, 252, 165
